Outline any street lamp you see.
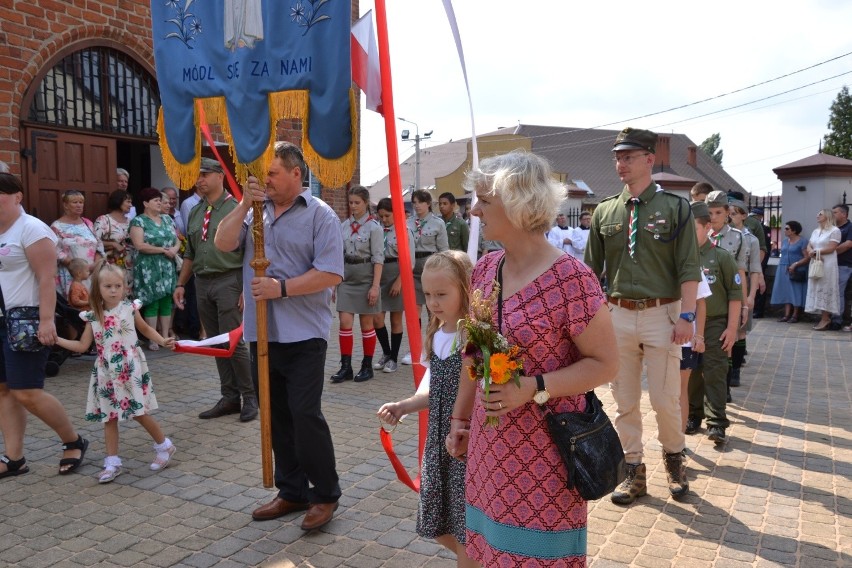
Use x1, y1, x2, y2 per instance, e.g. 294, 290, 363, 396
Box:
398, 117, 432, 191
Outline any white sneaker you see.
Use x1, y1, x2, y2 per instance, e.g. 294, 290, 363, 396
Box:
373, 354, 390, 369
401, 352, 412, 365
383, 360, 398, 373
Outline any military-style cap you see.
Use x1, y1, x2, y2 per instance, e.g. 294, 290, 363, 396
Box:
199, 157, 224, 174
729, 200, 748, 214
612, 127, 658, 154
705, 190, 728, 208
691, 201, 710, 219
750, 207, 764, 216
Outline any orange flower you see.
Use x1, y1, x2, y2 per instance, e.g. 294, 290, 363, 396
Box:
489, 353, 517, 384
467, 365, 478, 382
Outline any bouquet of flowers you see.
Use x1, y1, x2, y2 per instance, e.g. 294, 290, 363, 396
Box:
462, 280, 524, 427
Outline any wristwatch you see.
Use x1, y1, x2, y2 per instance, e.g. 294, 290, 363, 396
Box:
679, 312, 696, 323
533, 374, 551, 405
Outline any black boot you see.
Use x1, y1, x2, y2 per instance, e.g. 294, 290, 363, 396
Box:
330, 356, 353, 383
353, 357, 374, 382
730, 368, 741, 387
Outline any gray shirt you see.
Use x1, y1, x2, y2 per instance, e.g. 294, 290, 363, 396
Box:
239, 189, 344, 343
341, 214, 384, 264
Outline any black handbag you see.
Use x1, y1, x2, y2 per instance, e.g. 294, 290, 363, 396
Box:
542, 391, 626, 501
4, 306, 43, 352
789, 264, 808, 283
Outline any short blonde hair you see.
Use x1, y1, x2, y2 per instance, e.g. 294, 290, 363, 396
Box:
818, 208, 836, 227
463, 150, 565, 234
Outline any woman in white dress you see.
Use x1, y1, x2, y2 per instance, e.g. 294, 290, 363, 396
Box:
805, 209, 841, 330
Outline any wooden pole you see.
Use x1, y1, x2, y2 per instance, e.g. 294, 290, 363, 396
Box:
250, 200, 274, 488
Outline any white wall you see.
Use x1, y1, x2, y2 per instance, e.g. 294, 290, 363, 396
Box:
781, 176, 852, 236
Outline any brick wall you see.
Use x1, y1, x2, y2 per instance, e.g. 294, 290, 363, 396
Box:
0, 0, 156, 173
0, 0, 359, 219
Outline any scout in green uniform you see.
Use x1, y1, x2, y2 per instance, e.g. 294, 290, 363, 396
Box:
438, 192, 469, 252
686, 202, 742, 445
727, 200, 763, 392
585, 127, 700, 504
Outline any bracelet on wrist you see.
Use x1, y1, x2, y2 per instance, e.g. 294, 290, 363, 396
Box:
694, 335, 704, 341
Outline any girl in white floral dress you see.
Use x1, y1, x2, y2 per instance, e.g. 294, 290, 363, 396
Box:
56, 262, 177, 483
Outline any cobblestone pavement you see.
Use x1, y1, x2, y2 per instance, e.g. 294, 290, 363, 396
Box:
0, 318, 849, 567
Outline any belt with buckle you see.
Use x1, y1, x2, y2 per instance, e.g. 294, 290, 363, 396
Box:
607, 296, 678, 311
344, 256, 371, 265
414, 251, 434, 259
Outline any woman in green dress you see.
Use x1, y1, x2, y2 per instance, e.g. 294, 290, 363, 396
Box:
129, 187, 180, 350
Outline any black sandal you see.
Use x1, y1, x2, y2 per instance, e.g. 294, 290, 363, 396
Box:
0, 455, 29, 479
58, 435, 89, 475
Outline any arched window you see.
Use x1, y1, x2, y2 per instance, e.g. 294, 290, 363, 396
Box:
28, 46, 160, 138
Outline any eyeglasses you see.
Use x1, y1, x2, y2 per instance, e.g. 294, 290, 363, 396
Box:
612, 153, 650, 164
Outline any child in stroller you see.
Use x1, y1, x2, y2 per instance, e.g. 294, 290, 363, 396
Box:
46, 292, 86, 377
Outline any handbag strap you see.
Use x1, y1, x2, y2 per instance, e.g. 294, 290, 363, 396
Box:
496, 256, 505, 333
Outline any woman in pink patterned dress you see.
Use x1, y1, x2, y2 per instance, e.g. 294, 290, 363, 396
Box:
447, 151, 618, 567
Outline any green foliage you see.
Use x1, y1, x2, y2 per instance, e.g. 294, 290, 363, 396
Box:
699, 133, 724, 165
823, 86, 852, 159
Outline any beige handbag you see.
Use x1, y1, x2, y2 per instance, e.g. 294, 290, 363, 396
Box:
808, 250, 824, 279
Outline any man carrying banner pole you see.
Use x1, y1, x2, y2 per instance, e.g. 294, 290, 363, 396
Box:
215, 141, 344, 531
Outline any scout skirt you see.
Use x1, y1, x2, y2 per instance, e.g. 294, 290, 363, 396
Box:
379, 258, 403, 313
413, 255, 430, 305
337, 261, 381, 314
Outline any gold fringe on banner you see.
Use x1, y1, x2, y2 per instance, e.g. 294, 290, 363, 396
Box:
157, 89, 358, 189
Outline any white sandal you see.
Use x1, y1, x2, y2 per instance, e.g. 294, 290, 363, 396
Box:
149, 341, 160, 351
150, 445, 176, 471
97, 466, 122, 484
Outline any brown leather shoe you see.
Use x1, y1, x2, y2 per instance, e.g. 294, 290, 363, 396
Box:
251, 497, 309, 521
198, 399, 241, 419
300, 502, 339, 530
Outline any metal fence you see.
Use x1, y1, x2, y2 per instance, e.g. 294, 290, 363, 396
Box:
746, 195, 783, 253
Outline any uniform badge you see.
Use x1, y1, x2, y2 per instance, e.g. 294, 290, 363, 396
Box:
616, 224, 622, 231
707, 274, 717, 284
734, 274, 742, 285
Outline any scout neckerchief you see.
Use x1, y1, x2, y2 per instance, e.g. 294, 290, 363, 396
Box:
628, 198, 640, 259
350, 214, 374, 236
383, 225, 392, 250
414, 215, 425, 237
709, 227, 723, 247
201, 193, 232, 241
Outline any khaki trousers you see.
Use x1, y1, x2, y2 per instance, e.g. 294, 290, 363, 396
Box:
609, 301, 685, 462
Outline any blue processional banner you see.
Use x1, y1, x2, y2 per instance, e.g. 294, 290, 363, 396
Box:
151, 0, 356, 188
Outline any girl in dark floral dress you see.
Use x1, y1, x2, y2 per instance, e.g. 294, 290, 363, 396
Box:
378, 251, 477, 567
56, 262, 177, 483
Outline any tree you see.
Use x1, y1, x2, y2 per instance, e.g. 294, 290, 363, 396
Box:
699, 133, 723, 165
823, 86, 852, 159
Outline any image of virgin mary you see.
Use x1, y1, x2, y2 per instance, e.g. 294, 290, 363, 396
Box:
225, 0, 264, 50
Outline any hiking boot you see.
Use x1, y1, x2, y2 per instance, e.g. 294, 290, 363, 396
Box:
662, 451, 689, 500
353, 357, 374, 382
708, 426, 727, 445
610, 463, 647, 505
685, 417, 701, 435
330, 356, 353, 383
730, 368, 741, 387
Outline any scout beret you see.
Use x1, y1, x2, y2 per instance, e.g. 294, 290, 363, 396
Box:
729, 200, 748, 214
612, 128, 658, 154
691, 201, 710, 219
705, 190, 728, 208
199, 157, 224, 174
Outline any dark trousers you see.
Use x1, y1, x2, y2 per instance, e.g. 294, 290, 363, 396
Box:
250, 339, 341, 504
174, 275, 200, 337
687, 316, 730, 429
196, 270, 254, 402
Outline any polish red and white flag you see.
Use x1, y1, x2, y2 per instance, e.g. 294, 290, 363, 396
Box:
351, 10, 383, 115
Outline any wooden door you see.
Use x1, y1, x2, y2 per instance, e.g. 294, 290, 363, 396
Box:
22, 127, 117, 223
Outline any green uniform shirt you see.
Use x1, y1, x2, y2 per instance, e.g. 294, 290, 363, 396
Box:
699, 241, 742, 317
184, 192, 244, 276
742, 215, 767, 253
443, 215, 469, 252
585, 182, 700, 299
